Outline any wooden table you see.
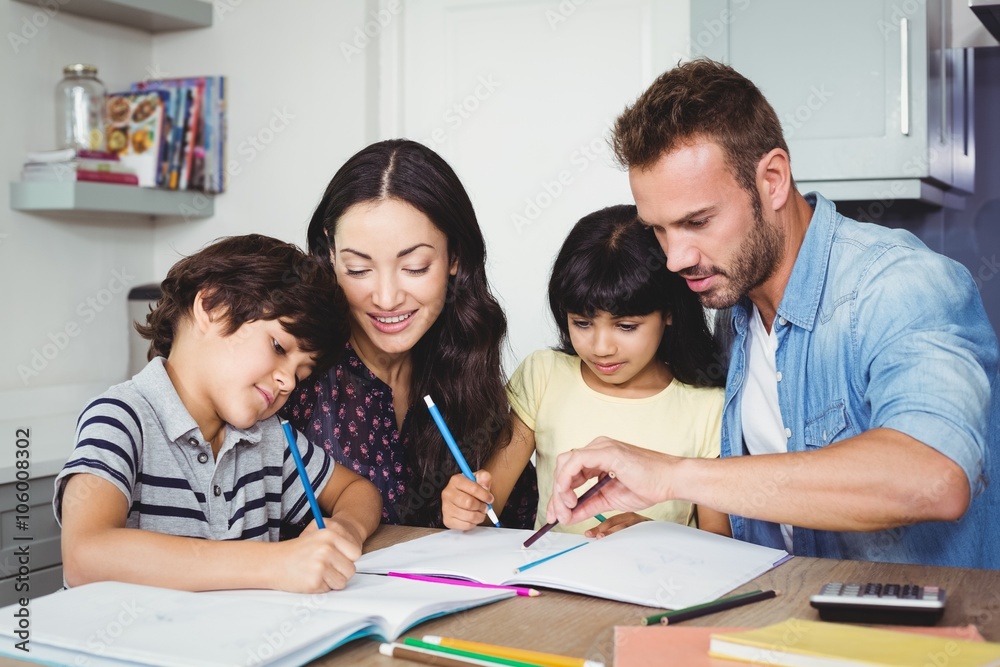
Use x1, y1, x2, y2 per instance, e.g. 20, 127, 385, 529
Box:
311, 525, 1000, 666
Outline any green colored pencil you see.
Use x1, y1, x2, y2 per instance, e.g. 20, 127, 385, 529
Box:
402, 637, 541, 667
640, 589, 769, 626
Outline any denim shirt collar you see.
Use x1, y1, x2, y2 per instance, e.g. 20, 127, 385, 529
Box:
774, 192, 839, 333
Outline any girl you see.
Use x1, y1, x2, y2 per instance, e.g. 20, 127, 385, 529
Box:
283, 139, 537, 528
442, 205, 730, 537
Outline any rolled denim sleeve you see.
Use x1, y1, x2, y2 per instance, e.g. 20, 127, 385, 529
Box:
853, 244, 996, 496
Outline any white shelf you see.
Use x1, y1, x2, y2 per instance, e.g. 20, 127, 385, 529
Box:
12, 0, 212, 32
10, 181, 214, 218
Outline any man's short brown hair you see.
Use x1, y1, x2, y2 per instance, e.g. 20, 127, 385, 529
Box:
612, 59, 791, 196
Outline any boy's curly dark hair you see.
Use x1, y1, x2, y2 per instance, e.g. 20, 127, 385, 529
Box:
135, 234, 349, 374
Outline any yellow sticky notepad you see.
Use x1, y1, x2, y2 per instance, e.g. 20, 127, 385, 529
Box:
708, 619, 1000, 667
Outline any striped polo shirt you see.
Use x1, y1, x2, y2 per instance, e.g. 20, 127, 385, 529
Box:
53, 356, 334, 541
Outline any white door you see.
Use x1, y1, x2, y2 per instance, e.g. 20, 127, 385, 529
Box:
381, 0, 687, 371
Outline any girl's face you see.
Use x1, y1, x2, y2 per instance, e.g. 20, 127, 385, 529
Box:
567, 309, 671, 395
331, 198, 457, 360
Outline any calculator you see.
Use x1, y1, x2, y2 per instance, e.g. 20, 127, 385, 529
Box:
809, 582, 946, 625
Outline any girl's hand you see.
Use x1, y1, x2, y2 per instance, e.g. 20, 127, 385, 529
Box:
442, 471, 494, 530
584, 512, 651, 538
273, 520, 362, 593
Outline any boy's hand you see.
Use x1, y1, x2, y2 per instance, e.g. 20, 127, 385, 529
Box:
276, 520, 362, 593
584, 512, 651, 538
442, 471, 494, 530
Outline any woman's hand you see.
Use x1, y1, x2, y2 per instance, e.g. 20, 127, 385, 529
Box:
441, 471, 494, 530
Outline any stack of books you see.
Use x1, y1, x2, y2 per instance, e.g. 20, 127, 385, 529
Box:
126, 75, 227, 193
21, 148, 139, 186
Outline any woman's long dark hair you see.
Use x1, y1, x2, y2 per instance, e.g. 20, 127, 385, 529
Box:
306, 139, 511, 521
548, 205, 724, 388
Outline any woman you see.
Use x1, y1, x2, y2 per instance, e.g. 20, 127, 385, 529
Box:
283, 139, 537, 528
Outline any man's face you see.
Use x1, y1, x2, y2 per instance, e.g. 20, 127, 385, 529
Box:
629, 140, 784, 309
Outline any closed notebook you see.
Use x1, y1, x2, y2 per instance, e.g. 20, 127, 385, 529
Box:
356, 521, 791, 609
0, 574, 513, 667
615, 625, 987, 667
708, 619, 1000, 667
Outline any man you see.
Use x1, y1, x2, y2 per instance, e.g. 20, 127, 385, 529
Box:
546, 59, 999, 568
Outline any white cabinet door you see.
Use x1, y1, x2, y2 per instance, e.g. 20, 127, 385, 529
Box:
382, 0, 683, 369
692, 0, 963, 202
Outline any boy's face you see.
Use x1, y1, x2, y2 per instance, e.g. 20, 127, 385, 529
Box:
198, 316, 316, 429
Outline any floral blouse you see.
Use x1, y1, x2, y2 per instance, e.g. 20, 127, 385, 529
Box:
282, 343, 537, 528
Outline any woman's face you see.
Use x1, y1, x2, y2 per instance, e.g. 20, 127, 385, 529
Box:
331, 198, 457, 360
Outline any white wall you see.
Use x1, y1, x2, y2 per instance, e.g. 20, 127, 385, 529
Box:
0, 1, 372, 468
150, 0, 374, 277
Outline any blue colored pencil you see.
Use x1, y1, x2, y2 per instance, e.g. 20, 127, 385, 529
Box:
280, 419, 325, 529
513, 542, 587, 574
424, 395, 501, 527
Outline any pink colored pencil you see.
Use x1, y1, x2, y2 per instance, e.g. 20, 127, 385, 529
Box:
387, 571, 540, 597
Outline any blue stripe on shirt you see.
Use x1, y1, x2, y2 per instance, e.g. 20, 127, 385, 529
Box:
132, 502, 208, 522
77, 398, 143, 440
79, 415, 139, 471
63, 458, 133, 494
138, 473, 206, 503
76, 437, 135, 476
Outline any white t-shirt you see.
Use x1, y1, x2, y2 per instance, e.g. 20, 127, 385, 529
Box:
741, 305, 793, 552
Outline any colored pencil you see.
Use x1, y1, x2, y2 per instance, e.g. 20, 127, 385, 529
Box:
280, 419, 325, 529
512, 542, 587, 574
422, 635, 605, 667
403, 638, 545, 667
522, 473, 615, 548
381, 641, 528, 667
594, 514, 608, 522
388, 571, 539, 597
641, 589, 777, 626
425, 395, 501, 527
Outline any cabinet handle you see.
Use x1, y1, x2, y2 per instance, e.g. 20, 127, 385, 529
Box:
900, 17, 909, 136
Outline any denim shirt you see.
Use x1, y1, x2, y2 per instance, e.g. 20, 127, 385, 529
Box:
721, 193, 999, 569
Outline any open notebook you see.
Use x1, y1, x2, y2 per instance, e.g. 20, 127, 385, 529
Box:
356, 521, 791, 609
0, 574, 513, 667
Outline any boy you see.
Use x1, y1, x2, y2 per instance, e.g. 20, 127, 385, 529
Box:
54, 234, 382, 593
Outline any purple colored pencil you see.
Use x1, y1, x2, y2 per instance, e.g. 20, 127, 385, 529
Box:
523, 472, 616, 548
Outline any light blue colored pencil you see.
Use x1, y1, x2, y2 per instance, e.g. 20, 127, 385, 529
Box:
424, 395, 501, 527
281, 419, 325, 529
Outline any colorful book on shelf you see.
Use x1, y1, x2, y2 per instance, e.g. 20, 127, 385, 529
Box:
707, 620, 1000, 667
615, 625, 989, 667
20, 167, 139, 185
356, 521, 791, 609
25, 148, 119, 163
0, 574, 514, 667
105, 90, 167, 187
131, 76, 226, 193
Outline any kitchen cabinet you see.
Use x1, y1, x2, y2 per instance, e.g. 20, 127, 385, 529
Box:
691, 0, 974, 204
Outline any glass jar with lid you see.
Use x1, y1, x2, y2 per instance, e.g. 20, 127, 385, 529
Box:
55, 64, 107, 151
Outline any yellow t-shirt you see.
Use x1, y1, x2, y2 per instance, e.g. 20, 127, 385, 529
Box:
507, 349, 723, 534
